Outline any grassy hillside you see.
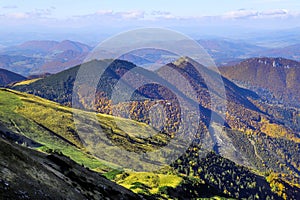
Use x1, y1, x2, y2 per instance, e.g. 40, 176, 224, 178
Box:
0, 88, 173, 170
0, 88, 113, 172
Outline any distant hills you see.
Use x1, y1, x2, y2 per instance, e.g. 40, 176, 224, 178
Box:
0, 68, 25, 86
0, 40, 91, 76
0, 54, 40, 76
112, 40, 269, 67
201, 39, 300, 66
119, 48, 178, 70
5, 40, 90, 56
197, 39, 300, 66
197, 39, 268, 66
3, 38, 300, 77
255, 43, 300, 61
220, 57, 300, 107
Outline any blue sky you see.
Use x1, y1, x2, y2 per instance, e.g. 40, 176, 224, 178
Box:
1, 0, 300, 19
1, 0, 300, 44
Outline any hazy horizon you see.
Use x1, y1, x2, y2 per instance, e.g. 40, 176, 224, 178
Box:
1, 0, 300, 46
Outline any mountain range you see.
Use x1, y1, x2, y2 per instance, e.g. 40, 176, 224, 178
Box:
197, 39, 268, 65
11, 57, 300, 199
3, 38, 300, 77
254, 44, 300, 61
1, 37, 300, 199
0, 40, 91, 76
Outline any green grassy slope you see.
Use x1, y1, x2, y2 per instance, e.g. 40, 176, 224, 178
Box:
0, 88, 172, 170
0, 88, 113, 173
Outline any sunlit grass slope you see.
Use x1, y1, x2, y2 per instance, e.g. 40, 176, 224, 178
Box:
0, 88, 169, 177
13, 78, 42, 86
0, 88, 191, 198
0, 88, 112, 173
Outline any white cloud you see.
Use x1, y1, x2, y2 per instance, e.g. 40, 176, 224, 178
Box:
96, 10, 113, 15
0, 7, 55, 20
119, 10, 144, 19
151, 10, 171, 16
1, 6, 299, 31
222, 9, 291, 19
222, 9, 258, 19
150, 10, 176, 19
260, 9, 288, 16
75, 10, 145, 20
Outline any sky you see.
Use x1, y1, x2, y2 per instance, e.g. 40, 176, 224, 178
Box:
1, 0, 300, 19
1, 0, 300, 44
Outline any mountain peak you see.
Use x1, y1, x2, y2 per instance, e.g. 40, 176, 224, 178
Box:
171, 56, 201, 70
52, 40, 91, 53
173, 56, 192, 65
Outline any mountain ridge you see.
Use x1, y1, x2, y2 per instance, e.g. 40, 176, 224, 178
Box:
220, 57, 300, 107
0, 40, 92, 76
0, 68, 26, 86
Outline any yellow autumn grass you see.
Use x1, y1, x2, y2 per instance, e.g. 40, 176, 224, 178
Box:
13, 78, 42, 86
